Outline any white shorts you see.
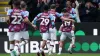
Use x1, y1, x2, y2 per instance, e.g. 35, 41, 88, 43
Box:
60, 32, 75, 41
49, 27, 57, 40
21, 31, 29, 40
7, 32, 21, 41
72, 24, 75, 27
40, 33, 49, 40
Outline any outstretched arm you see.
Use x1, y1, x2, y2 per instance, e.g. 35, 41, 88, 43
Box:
60, 16, 75, 22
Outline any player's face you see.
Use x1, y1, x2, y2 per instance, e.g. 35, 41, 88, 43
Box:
66, 1, 71, 6
51, 9, 56, 12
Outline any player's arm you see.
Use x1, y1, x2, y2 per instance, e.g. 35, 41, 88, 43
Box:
71, 8, 81, 22
22, 11, 33, 26
60, 16, 75, 22
23, 17, 32, 25
59, 24, 63, 34
6, 9, 12, 24
32, 13, 42, 29
31, 16, 38, 29
71, 8, 76, 18
56, 12, 61, 17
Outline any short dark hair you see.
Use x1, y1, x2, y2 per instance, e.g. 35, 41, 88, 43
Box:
13, 0, 20, 8
62, 8, 67, 13
20, 2, 27, 8
50, 4, 56, 9
43, 5, 49, 11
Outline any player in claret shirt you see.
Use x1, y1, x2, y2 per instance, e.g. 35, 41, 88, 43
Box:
32, 5, 55, 56
47, 4, 61, 55
6, 1, 32, 56
6, 1, 23, 56
18, 2, 30, 52
58, 8, 75, 55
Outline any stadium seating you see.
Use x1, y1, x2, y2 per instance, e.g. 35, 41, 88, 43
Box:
0, 0, 10, 22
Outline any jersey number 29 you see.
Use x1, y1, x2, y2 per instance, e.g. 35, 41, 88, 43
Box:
40, 18, 50, 26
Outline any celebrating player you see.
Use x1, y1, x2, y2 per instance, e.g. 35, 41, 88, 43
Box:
6, 1, 23, 56
6, 1, 32, 56
58, 8, 75, 55
62, 0, 77, 48
18, 2, 29, 50
32, 5, 55, 56
47, 4, 61, 55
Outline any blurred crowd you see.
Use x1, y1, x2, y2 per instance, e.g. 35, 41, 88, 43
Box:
8, 0, 100, 22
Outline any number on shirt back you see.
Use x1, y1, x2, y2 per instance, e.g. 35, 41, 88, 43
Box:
40, 17, 50, 26
11, 15, 23, 24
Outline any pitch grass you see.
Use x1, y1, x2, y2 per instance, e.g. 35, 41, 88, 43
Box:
0, 53, 100, 56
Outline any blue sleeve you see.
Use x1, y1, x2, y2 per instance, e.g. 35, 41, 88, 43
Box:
70, 8, 76, 18
49, 14, 55, 25
70, 14, 76, 19
7, 9, 13, 16
21, 11, 29, 17
32, 13, 42, 25
24, 11, 29, 17
56, 12, 62, 17
59, 13, 63, 17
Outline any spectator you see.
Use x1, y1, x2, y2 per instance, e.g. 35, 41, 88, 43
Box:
78, 1, 86, 22
79, 2, 98, 22
49, 0, 57, 4
97, 3, 100, 21
75, 0, 81, 23
25, 0, 38, 21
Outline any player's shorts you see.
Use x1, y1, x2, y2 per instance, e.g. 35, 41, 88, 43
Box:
60, 32, 75, 41
7, 32, 21, 41
21, 31, 29, 40
40, 32, 49, 40
49, 27, 57, 40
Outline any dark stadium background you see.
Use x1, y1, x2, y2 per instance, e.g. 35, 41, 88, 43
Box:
8, 0, 100, 22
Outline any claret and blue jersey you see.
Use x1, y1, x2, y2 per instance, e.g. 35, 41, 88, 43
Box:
32, 12, 55, 33
7, 9, 29, 32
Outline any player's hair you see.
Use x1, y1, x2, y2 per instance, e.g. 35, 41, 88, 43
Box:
43, 5, 49, 11
50, 4, 56, 9
13, 0, 20, 8
20, 2, 27, 9
61, 8, 68, 13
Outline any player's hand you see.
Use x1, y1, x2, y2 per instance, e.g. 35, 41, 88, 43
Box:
58, 30, 62, 34
32, 25, 37, 30
71, 19, 75, 23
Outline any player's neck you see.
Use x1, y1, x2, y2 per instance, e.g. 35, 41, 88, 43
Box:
22, 8, 26, 11
13, 7, 19, 9
44, 11, 48, 13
